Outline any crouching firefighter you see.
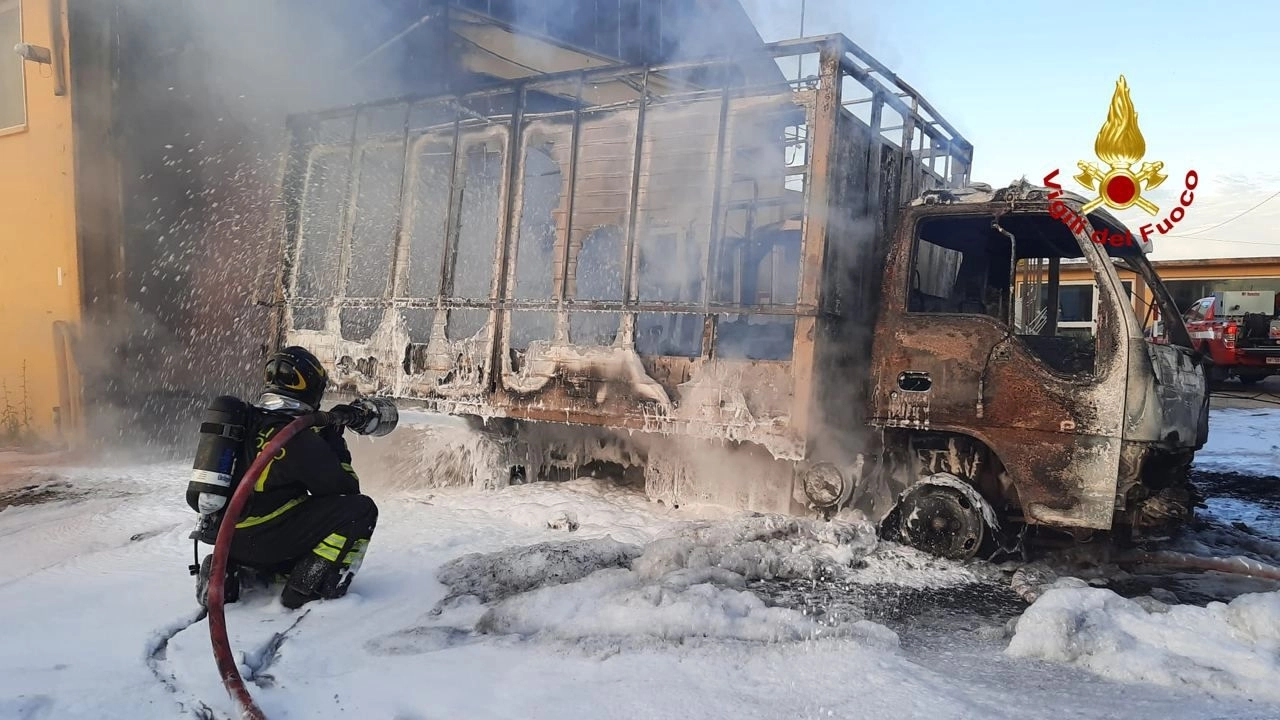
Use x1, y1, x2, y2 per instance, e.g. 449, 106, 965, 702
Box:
187, 346, 398, 609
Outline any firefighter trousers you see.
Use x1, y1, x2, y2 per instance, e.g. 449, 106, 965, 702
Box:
229, 494, 378, 572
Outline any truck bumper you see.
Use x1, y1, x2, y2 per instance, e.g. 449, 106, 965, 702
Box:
1235, 347, 1280, 368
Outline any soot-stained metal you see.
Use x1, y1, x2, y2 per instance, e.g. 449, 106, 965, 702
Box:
271, 27, 1206, 541
275, 35, 971, 472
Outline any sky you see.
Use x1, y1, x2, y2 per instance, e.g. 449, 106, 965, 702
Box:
741, 0, 1280, 261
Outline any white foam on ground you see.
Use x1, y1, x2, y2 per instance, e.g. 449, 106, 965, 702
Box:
428, 513, 887, 645
4, 406, 1280, 719
1007, 582, 1280, 702
1195, 408, 1280, 476
631, 514, 878, 582
477, 565, 899, 645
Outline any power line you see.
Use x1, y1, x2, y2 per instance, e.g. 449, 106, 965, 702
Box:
1180, 189, 1280, 236
1160, 234, 1280, 248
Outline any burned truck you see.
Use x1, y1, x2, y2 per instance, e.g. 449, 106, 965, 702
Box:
265, 34, 1210, 559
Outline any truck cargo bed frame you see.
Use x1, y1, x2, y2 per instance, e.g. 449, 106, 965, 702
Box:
267, 33, 972, 465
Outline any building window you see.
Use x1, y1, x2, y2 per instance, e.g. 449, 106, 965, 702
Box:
0, 0, 24, 132
1038, 284, 1094, 323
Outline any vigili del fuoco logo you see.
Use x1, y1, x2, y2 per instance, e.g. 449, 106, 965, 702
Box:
1044, 75, 1198, 247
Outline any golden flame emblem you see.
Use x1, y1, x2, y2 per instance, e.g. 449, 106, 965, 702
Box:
1073, 76, 1167, 215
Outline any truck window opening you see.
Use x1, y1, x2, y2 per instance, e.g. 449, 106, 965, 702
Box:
405, 140, 454, 300
292, 146, 351, 332
912, 213, 1116, 376
569, 225, 625, 346
637, 228, 704, 358
450, 143, 504, 304
1111, 253, 1195, 349
712, 223, 801, 361
513, 142, 560, 301
908, 216, 1013, 321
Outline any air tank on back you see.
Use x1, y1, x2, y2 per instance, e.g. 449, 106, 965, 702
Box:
186, 395, 249, 515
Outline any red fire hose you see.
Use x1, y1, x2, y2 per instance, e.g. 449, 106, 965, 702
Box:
1115, 549, 1280, 581
207, 413, 320, 720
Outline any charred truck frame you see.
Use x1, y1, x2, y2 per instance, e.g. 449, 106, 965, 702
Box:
267, 34, 1210, 559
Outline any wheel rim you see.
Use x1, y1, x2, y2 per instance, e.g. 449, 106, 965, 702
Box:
899, 485, 985, 560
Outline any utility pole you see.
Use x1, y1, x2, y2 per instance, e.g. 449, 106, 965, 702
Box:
796, 0, 807, 81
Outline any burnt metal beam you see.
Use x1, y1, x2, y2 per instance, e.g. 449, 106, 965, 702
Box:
330, 110, 364, 328
622, 69, 649, 305
490, 84, 527, 390
438, 114, 464, 297
294, 32, 972, 183
865, 93, 883, 225
283, 297, 820, 317
557, 72, 586, 305
384, 103, 414, 298
702, 78, 732, 309
1046, 257, 1061, 336
790, 46, 843, 442
765, 34, 971, 149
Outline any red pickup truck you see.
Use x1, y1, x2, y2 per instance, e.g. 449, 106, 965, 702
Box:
1183, 291, 1280, 385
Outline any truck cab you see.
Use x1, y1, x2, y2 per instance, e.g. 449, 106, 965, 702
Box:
1184, 291, 1280, 385
864, 185, 1210, 556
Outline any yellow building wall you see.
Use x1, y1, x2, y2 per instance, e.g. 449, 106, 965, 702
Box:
0, 0, 79, 445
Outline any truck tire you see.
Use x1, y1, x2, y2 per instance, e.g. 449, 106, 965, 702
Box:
886, 474, 997, 561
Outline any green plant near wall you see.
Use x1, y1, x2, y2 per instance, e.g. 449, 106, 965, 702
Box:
1, 362, 36, 445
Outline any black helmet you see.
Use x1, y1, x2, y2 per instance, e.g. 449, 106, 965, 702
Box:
263, 346, 328, 409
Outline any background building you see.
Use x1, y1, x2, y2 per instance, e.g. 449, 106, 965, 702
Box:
1017, 256, 1280, 337
0, 0, 79, 448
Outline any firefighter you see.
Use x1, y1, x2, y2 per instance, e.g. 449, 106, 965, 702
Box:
229, 346, 379, 609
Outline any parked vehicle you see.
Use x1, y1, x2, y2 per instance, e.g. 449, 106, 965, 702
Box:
1184, 291, 1280, 385
267, 34, 1209, 558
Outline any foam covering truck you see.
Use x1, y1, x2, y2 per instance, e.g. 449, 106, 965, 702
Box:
264, 33, 1210, 559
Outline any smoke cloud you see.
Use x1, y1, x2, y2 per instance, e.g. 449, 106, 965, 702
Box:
78, 0, 445, 451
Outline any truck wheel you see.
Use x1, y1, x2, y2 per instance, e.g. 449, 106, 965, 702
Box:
894, 483, 986, 561
1208, 365, 1229, 386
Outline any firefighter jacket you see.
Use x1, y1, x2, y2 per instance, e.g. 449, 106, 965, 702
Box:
234, 410, 361, 530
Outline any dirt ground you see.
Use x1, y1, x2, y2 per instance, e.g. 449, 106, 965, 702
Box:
1210, 374, 1280, 410
0, 449, 87, 503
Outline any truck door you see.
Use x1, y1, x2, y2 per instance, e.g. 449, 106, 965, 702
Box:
870, 210, 1130, 530
1183, 297, 1214, 348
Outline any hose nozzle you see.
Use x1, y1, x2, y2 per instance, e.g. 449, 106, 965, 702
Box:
326, 397, 399, 437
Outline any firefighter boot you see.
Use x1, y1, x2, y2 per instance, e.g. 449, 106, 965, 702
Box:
280, 553, 342, 610
196, 555, 241, 608
320, 538, 369, 600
